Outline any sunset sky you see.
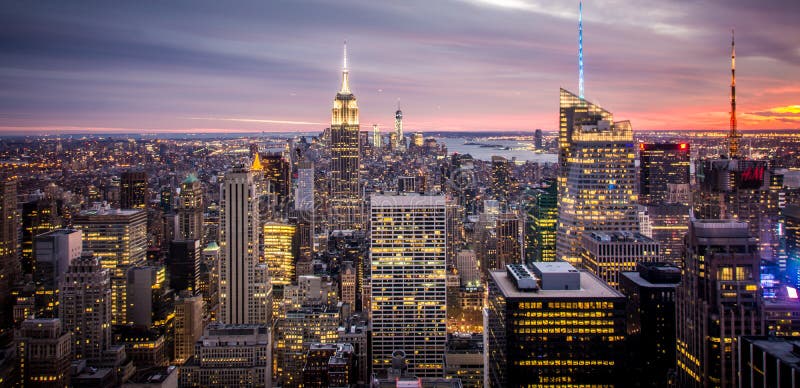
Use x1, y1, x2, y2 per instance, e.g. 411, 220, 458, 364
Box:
1, 0, 799, 133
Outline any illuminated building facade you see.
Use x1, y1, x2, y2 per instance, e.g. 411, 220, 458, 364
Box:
490, 156, 511, 205
444, 333, 483, 388
329, 42, 362, 231
178, 323, 272, 388
639, 143, 691, 206
620, 262, 681, 384
178, 174, 204, 241
486, 262, 626, 386
676, 220, 763, 387
275, 307, 340, 386
16, 318, 72, 387
372, 124, 381, 148
0, 176, 19, 331
263, 222, 296, 287
784, 205, 800, 287
394, 105, 404, 152
74, 206, 147, 325
524, 181, 557, 262
59, 251, 111, 362
173, 295, 203, 364
120, 170, 148, 209
370, 195, 447, 377
648, 203, 691, 267
580, 231, 661, 290
32, 229, 82, 318
556, 88, 639, 266
22, 198, 62, 275
302, 342, 356, 387
220, 166, 272, 325
341, 261, 356, 308
295, 160, 314, 212
127, 265, 173, 330
495, 213, 521, 269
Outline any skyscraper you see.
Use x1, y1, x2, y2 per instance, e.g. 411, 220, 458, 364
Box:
173, 294, 204, 364
580, 231, 661, 290
372, 124, 381, 148
639, 143, 691, 205
32, 228, 82, 318
676, 220, 763, 387
329, 42, 362, 231
524, 181, 557, 262
178, 174, 204, 241
73, 205, 147, 325
120, 170, 148, 209
495, 212, 521, 269
295, 160, 315, 213
0, 176, 19, 330
486, 262, 626, 386
16, 318, 72, 387
219, 166, 271, 325
21, 197, 61, 275
490, 156, 511, 205
60, 251, 112, 362
394, 102, 404, 153
370, 195, 447, 377
167, 239, 201, 295
556, 88, 639, 266
262, 221, 295, 287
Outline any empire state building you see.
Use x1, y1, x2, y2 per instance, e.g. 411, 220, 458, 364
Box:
329, 42, 362, 231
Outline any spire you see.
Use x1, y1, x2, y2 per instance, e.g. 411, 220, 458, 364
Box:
578, 1, 584, 99
251, 152, 263, 171
396, 98, 401, 112
729, 29, 740, 158
340, 40, 351, 94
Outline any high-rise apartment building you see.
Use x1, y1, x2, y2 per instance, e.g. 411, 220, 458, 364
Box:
219, 166, 272, 325
329, 43, 362, 231
73, 205, 147, 325
59, 251, 112, 363
120, 170, 148, 209
639, 143, 691, 205
370, 195, 447, 377
486, 262, 626, 386
177, 174, 204, 241
556, 89, 639, 266
676, 220, 763, 387
580, 231, 661, 290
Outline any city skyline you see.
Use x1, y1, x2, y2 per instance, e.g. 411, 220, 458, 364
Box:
2, 0, 799, 134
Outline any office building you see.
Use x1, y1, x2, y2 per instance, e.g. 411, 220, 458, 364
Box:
370, 195, 447, 378
295, 160, 314, 212
127, 266, 174, 329
739, 336, 800, 388
31, 229, 82, 318
534, 129, 543, 150
786, 205, 800, 287
275, 307, 340, 386
60, 251, 112, 363
114, 326, 168, 369
639, 143, 691, 205
556, 89, 639, 266
219, 166, 272, 325
263, 221, 296, 287
120, 170, 148, 209
301, 342, 356, 387
16, 318, 72, 387
21, 198, 61, 275
495, 213, 521, 269
648, 203, 691, 267
0, 176, 19, 331
524, 181, 557, 262
444, 334, 483, 388
177, 174, 204, 241
341, 261, 356, 308
329, 42, 362, 231
486, 262, 626, 386
173, 294, 203, 364
580, 231, 661, 290
620, 262, 681, 384
73, 205, 147, 325
676, 220, 763, 387
490, 156, 511, 205
167, 239, 201, 295
262, 153, 291, 213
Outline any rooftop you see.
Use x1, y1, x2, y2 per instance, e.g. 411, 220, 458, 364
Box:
742, 336, 800, 367
371, 194, 446, 207
621, 271, 679, 289
490, 268, 622, 299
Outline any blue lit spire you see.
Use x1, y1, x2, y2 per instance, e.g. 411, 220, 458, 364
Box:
578, 1, 584, 99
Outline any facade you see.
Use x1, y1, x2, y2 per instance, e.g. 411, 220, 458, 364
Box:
177, 174, 204, 241
639, 143, 691, 205
263, 222, 295, 287
59, 251, 112, 362
219, 167, 272, 325
619, 262, 681, 384
486, 262, 626, 387
127, 266, 173, 329
301, 342, 356, 387
494, 213, 521, 270
21, 198, 61, 275
173, 295, 204, 364
524, 181, 557, 262
179, 324, 272, 388
73, 205, 147, 325
490, 156, 511, 205
786, 205, 800, 287
394, 106, 404, 152
32, 229, 82, 317
329, 43, 362, 231
739, 336, 800, 388
444, 334, 483, 388
580, 231, 661, 290
676, 220, 763, 387
370, 195, 447, 378
167, 239, 200, 294
0, 176, 19, 330
648, 203, 691, 267
295, 160, 314, 212
556, 88, 639, 266
16, 318, 72, 387
120, 170, 148, 209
